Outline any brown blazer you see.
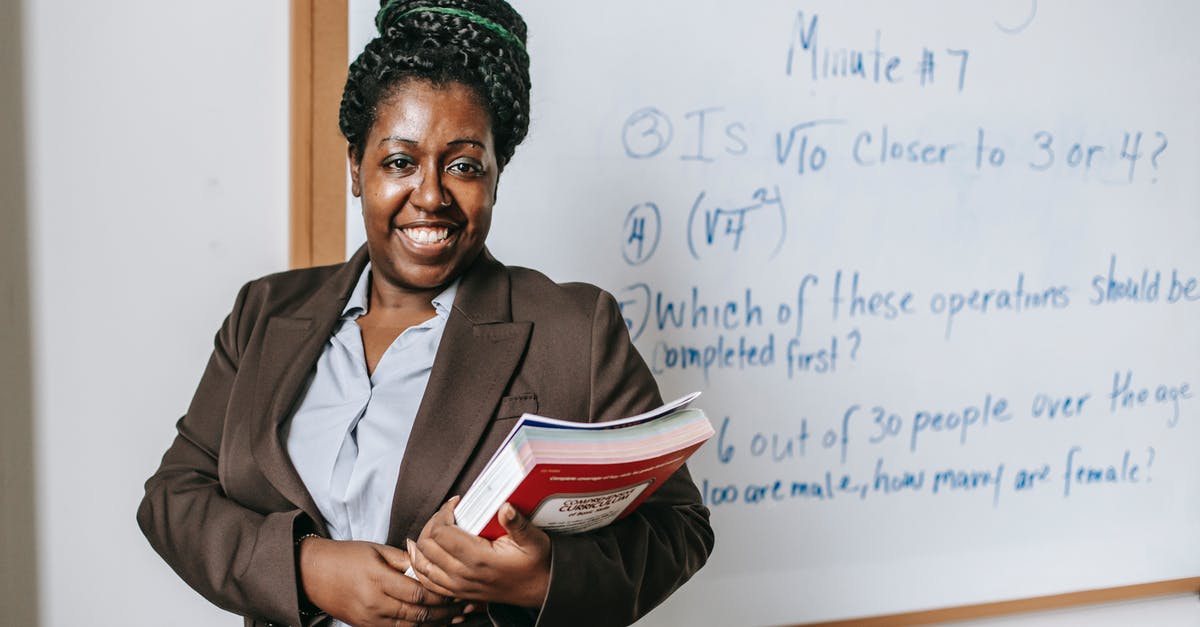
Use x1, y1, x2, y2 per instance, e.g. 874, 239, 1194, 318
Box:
137, 246, 714, 627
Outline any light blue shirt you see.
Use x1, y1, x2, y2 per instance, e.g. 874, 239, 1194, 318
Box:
285, 263, 458, 545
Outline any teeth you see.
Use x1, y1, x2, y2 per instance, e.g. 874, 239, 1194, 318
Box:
403, 227, 450, 244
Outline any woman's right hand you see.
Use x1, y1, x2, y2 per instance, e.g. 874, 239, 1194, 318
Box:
299, 536, 473, 626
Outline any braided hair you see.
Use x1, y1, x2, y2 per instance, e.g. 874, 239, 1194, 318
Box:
339, 0, 531, 168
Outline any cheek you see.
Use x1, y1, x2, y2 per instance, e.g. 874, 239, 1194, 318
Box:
362, 186, 402, 226
362, 203, 385, 229
471, 187, 497, 229
467, 204, 494, 236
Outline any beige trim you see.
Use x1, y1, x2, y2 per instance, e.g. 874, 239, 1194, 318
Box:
798, 578, 1200, 626
290, 0, 348, 269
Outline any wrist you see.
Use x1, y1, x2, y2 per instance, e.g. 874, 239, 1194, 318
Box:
296, 533, 326, 616
514, 557, 551, 609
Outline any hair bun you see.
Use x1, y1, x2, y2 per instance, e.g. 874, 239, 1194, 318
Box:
376, 0, 527, 51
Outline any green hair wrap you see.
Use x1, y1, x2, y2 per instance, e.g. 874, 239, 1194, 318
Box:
376, 3, 527, 53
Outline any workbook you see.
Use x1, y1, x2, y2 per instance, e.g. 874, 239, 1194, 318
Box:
455, 392, 713, 539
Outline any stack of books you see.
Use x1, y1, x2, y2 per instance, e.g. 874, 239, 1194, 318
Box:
455, 392, 712, 539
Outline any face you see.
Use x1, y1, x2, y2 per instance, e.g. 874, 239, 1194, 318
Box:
350, 79, 499, 295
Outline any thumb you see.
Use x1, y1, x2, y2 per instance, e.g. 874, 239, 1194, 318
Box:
498, 503, 533, 543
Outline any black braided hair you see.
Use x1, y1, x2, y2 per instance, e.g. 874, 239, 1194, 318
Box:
339, 0, 531, 168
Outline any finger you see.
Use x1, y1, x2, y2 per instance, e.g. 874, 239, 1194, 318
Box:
375, 542, 412, 573
384, 598, 465, 626
408, 533, 472, 598
448, 602, 487, 625
449, 604, 486, 626
403, 535, 458, 595
497, 503, 533, 544
432, 496, 460, 527
424, 513, 492, 560
427, 525, 503, 589
409, 535, 469, 595
378, 565, 453, 608
416, 530, 480, 581
416, 497, 460, 546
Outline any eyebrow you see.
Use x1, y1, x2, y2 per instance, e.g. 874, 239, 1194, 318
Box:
376, 136, 487, 150
448, 139, 487, 150
378, 136, 417, 146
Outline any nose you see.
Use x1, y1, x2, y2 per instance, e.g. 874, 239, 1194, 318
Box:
412, 166, 450, 211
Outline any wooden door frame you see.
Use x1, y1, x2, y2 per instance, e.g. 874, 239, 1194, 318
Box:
290, 0, 348, 268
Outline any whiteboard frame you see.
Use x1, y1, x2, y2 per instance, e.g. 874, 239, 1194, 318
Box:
287, 1, 1200, 623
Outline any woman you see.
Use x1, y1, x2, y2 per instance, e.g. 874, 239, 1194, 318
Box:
137, 1, 713, 626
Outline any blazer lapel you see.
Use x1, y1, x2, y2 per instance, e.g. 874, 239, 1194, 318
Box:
386, 251, 531, 545
249, 246, 370, 532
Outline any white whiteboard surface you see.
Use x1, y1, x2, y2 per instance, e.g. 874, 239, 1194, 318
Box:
346, 2, 1200, 625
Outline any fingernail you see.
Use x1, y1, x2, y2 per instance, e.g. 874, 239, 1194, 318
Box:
451, 617, 464, 625
463, 604, 477, 614
504, 504, 517, 521
405, 538, 415, 553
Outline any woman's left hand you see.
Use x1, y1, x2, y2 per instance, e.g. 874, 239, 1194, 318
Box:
408, 496, 551, 609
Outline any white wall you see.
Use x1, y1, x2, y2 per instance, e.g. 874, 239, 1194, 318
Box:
16, 1, 1196, 626
23, 1, 289, 625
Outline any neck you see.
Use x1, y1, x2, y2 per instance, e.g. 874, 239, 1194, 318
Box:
367, 274, 440, 316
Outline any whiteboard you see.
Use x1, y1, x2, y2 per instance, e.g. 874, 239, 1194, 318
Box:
345, 2, 1200, 624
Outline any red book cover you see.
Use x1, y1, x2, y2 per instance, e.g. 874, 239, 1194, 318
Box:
475, 441, 708, 540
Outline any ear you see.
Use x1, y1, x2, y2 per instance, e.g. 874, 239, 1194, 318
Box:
348, 144, 362, 197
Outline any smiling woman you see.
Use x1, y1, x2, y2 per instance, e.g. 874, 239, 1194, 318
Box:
137, 1, 713, 626
353, 81, 497, 314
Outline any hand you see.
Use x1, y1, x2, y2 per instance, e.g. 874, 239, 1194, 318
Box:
299, 536, 477, 626
408, 497, 551, 609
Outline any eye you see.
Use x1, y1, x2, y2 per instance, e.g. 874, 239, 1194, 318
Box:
383, 154, 416, 171
447, 158, 485, 177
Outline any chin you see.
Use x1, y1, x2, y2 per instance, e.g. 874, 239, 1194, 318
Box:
369, 239, 484, 290
385, 258, 468, 292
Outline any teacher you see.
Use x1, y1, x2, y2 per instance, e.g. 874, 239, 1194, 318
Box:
136, 1, 714, 626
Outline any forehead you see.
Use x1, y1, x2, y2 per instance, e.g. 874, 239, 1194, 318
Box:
369, 80, 494, 145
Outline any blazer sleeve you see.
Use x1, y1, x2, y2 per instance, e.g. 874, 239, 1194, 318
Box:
136, 282, 317, 627
533, 290, 715, 627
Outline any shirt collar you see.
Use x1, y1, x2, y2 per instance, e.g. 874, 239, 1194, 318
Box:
341, 263, 372, 319
431, 276, 459, 319
342, 262, 460, 320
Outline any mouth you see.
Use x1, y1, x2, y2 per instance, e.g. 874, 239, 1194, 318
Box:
395, 221, 460, 250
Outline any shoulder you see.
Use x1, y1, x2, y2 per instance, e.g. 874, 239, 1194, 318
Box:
502, 264, 618, 326
231, 258, 358, 324
249, 261, 344, 290
247, 262, 344, 293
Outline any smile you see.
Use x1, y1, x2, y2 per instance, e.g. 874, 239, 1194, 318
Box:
402, 226, 452, 244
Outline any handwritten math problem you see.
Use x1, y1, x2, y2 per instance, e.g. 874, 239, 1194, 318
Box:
702, 366, 1186, 508
623, 109, 1168, 184
601, 5, 1197, 535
